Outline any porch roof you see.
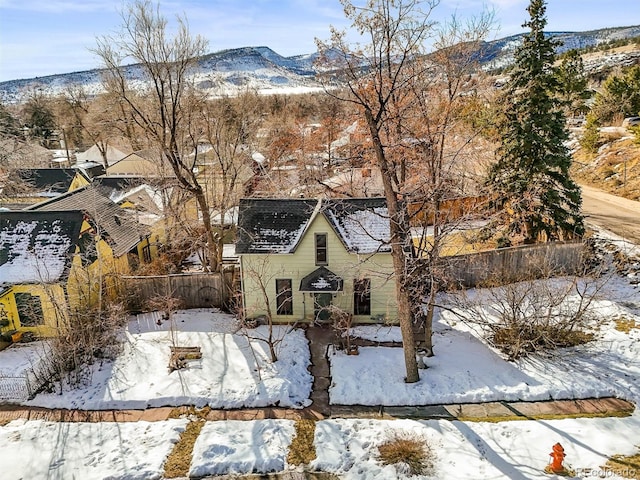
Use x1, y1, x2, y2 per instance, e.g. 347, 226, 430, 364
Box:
299, 266, 343, 292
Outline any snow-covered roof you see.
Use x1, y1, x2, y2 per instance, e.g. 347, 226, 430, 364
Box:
0, 210, 83, 284
236, 199, 319, 254
25, 186, 147, 257
236, 198, 391, 255
75, 144, 130, 166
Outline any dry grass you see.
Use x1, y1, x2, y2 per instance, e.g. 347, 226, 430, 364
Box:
287, 419, 317, 466
572, 136, 640, 201
377, 434, 435, 477
615, 317, 639, 334
603, 452, 640, 479
163, 419, 205, 478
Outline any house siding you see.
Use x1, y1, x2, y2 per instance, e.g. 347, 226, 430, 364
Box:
0, 284, 67, 338
241, 214, 397, 324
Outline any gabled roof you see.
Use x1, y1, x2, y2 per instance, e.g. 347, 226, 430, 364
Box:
236, 198, 319, 254
299, 266, 343, 292
0, 210, 83, 284
16, 168, 78, 194
75, 144, 130, 166
322, 198, 391, 253
25, 186, 147, 257
236, 197, 391, 255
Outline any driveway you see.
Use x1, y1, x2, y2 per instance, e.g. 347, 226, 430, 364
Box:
580, 184, 640, 244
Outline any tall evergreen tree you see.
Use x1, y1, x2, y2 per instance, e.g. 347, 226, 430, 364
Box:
488, 0, 584, 244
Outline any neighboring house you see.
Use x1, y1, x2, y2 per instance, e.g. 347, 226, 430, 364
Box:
106, 150, 169, 177
0, 211, 83, 341
76, 144, 131, 168
236, 198, 397, 324
320, 167, 384, 197
25, 185, 153, 303
1, 168, 85, 209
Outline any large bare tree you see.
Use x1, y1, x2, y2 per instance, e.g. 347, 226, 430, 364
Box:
94, 0, 220, 271
317, 0, 493, 381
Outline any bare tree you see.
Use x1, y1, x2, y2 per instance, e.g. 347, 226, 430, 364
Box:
317, 0, 493, 381
93, 0, 221, 271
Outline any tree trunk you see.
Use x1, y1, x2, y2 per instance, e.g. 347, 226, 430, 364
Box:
195, 189, 219, 272
364, 109, 419, 383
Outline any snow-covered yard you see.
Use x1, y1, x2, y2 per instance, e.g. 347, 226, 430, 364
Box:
0, 231, 639, 479
22, 309, 313, 410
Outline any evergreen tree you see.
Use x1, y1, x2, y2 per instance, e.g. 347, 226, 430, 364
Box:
555, 49, 590, 117
590, 65, 640, 123
488, 0, 584, 244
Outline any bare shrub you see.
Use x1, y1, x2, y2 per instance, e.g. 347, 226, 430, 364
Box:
447, 272, 607, 361
377, 433, 435, 477
327, 305, 355, 353
33, 299, 128, 392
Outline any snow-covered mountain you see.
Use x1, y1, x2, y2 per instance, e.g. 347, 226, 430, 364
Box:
0, 46, 324, 104
479, 25, 640, 71
1, 25, 639, 104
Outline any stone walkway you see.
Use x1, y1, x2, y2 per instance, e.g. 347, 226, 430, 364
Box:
0, 325, 634, 425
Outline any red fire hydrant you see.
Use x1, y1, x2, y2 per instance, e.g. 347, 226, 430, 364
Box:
545, 442, 574, 476
549, 443, 566, 472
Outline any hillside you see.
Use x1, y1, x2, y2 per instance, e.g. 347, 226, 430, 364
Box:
571, 127, 640, 201
2, 25, 639, 104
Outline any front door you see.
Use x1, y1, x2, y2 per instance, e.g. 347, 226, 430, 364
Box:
314, 293, 332, 323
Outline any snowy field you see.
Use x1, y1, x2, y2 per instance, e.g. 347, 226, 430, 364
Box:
0, 230, 639, 479
23, 309, 313, 410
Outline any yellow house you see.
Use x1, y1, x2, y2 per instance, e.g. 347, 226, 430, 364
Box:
0, 210, 84, 342
25, 185, 152, 306
236, 198, 397, 324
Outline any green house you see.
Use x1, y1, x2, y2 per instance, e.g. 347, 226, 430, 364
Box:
236, 198, 398, 324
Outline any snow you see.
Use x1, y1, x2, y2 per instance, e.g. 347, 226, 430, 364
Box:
190, 419, 295, 477
1, 235, 640, 479
0, 218, 73, 283
326, 206, 391, 253
24, 309, 313, 410
0, 418, 187, 480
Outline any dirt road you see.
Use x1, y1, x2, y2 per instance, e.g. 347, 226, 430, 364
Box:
580, 184, 640, 244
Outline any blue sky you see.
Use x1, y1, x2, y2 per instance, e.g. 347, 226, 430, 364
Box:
0, 0, 638, 82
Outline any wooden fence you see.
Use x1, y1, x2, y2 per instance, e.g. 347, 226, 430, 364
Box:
121, 272, 232, 311
440, 241, 584, 288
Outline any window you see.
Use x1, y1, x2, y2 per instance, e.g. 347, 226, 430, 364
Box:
142, 244, 152, 263
275, 279, 293, 315
353, 278, 371, 315
15, 293, 44, 327
78, 231, 98, 266
315, 233, 327, 265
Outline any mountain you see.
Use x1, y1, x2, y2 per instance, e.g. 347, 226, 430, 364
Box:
1, 26, 639, 104
479, 25, 640, 72
0, 46, 324, 104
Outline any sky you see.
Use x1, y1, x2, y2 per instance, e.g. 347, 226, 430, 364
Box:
0, 0, 638, 82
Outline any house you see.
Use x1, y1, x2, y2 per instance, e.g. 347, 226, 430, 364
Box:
25, 185, 153, 304
1, 168, 85, 209
75, 143, 131, 168
106, 150, 168, 177
0, 210, 84, 342
236, 198, 397, 324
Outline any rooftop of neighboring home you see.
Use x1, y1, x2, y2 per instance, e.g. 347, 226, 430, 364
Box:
0, 210, 84, 285
235, 197, 391, 255
24, 185, 148, 257
15, 168, 79, 195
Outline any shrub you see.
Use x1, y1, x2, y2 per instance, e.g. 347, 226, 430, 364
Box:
448, 261, 608, 361
377, 434, 435, 477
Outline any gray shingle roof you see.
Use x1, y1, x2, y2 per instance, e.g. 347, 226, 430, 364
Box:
0, 210, 83, 284
25, 186, 147, 257
236, 198, 391, 254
